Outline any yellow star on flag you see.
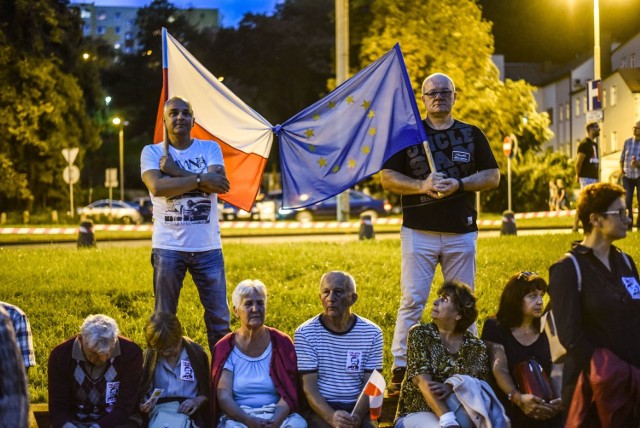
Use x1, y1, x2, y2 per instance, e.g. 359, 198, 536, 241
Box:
332, 165, 340, 173
362, 146, 371, 154
318, 157, 327, 167
328, 101, 337, 109
304, 128, 315, 138
368, 127, 377, 136
308, 144, 316, 152
313, 113, 320, 121
367, 110, 375, 119
361, 99, 371, 109
348, 159, 356, 169
346, 95, 355, 105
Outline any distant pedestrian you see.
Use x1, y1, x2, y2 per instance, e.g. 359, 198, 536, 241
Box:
620, 120, 640, 230
141, 96, 231, 352
548, 180, 557, 211
555, 179, 568, 211
573, 122, 601, 231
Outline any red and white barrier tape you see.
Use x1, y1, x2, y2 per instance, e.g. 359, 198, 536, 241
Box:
0, 209, 583, 235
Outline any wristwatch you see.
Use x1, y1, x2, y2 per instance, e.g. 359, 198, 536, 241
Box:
196, 173, 201, 189
456, 178, 465, 192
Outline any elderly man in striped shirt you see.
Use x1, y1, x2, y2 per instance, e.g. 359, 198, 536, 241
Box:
295, 271, 383, 428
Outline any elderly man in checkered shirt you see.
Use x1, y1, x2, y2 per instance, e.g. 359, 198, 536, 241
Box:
0, 301, 36, 373
620, 121, 640, 230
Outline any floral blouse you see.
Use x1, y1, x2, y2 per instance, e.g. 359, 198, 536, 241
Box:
396, 322, 489, 419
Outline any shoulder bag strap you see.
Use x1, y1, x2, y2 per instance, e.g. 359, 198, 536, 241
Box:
565, 252, 582, 292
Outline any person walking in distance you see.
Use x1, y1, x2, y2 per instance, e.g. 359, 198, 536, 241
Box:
620, 121, 640, 230
573, 122, 600, 232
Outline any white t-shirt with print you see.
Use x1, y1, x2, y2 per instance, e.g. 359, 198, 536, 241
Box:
140, 138, 223, 252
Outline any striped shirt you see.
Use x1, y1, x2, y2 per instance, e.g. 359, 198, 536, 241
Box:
0, 302, 35, 369
294, 314, 383, 404
621, 138, 640, 179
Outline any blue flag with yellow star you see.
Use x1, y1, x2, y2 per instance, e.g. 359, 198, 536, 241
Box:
277, 44, 426, 209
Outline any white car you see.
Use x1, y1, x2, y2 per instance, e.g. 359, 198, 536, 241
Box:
77, 199, 142, 225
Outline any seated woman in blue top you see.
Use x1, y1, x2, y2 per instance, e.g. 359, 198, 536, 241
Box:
138, 312, 210, 427
481, 272, 562, 427
212, 280, 306, 428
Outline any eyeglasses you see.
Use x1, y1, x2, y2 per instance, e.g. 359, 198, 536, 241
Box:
600, 208, 630, 219
152, 344, 179, 354
423, 89, 453, 99
517, 271, 538, 281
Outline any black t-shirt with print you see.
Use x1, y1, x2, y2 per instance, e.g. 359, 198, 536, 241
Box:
383, 119, 498, 233
577, 138, 599, 179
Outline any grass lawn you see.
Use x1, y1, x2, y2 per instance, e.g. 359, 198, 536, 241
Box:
2, 232, 638, 403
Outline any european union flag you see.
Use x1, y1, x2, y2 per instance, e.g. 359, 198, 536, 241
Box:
277, 44, 426, 209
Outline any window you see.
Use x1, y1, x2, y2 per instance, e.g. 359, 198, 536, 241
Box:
547, 108, 554, 125
80, 9, 91, 19
603, 89, 607, 108
622, 57, 628, 68
611, 85, 617, 106
611, 131, 618, 153
115, 26, 121, 34
575, 98, 580, 116
559, 106, 564, 121
97, 11, 107, 21
97, 26, 105, 35
565, 103, 570, 119
583, 96, 587, 114
114, 12, 121, 19
125, 31, 133, 40
631, 54, 636, 68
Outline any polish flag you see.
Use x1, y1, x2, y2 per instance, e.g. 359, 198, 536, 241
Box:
363, 369, 386, 420
154, 28, 273, 211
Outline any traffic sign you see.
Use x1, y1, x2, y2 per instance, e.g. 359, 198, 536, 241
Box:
503, 136, 512, 157
63, 166, 80, 184
586, 109, 603, 123
105, 168, 118, 188
61, 148, 79, 164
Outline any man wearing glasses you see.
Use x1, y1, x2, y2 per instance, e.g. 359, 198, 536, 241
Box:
381, 73, 499, 394
573, 122, 601, 232
620, 121, 640, 230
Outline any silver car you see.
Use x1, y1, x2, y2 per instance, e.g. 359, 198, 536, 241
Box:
77, 199, 142, 225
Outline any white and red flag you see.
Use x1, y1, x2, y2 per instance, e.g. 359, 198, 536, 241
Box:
363, 369, 386, 420
153, 28, 273, 211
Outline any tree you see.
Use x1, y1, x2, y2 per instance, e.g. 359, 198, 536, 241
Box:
0, 0, 101, 211
359, 0, 553, 209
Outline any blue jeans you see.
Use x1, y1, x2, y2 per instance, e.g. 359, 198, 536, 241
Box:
151, 248, 230, 351
623, 176, 640, 226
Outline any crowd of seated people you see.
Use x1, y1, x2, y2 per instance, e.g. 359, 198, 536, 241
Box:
12, 183, 638, 427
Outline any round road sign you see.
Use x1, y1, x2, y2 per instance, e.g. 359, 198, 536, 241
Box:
63, 166, 80, 184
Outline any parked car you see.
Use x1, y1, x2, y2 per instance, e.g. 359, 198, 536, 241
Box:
218, 202, 260, 221
77, 199, 142, 225
275, 190, 392, 222
128, 197, 153, 223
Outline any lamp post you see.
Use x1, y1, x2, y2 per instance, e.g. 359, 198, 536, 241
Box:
112, 117, 126, 201
593, 0, 601, 80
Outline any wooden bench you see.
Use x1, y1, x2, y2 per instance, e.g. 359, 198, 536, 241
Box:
30, 396, 399, 428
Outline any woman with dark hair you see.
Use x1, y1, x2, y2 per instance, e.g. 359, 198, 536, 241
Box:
549, 182, 640, 425
137, 312, 210, 427
481, 272, 562, 427
395, 281, 507, 428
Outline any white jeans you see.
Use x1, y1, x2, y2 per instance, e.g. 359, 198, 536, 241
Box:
391, 227, 477, 369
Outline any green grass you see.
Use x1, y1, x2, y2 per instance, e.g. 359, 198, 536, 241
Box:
2, 233, 638, 403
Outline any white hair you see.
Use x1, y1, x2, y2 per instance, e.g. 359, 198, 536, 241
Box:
320, 271, 356, 293
232, 280, 267, 309
81, 314, 119, 353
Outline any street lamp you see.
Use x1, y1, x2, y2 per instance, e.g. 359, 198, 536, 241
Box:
112, 117, 128, 201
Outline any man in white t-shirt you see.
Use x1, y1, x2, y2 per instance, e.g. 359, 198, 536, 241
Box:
141, 96, 231, 352
294, 271, 383, 428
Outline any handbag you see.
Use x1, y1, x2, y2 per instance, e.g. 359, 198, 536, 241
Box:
148, 401, 195, 428
513, 358, 554, 402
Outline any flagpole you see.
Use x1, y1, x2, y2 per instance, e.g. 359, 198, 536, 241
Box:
350, 387, 367, 417
422, 140, 437, 173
